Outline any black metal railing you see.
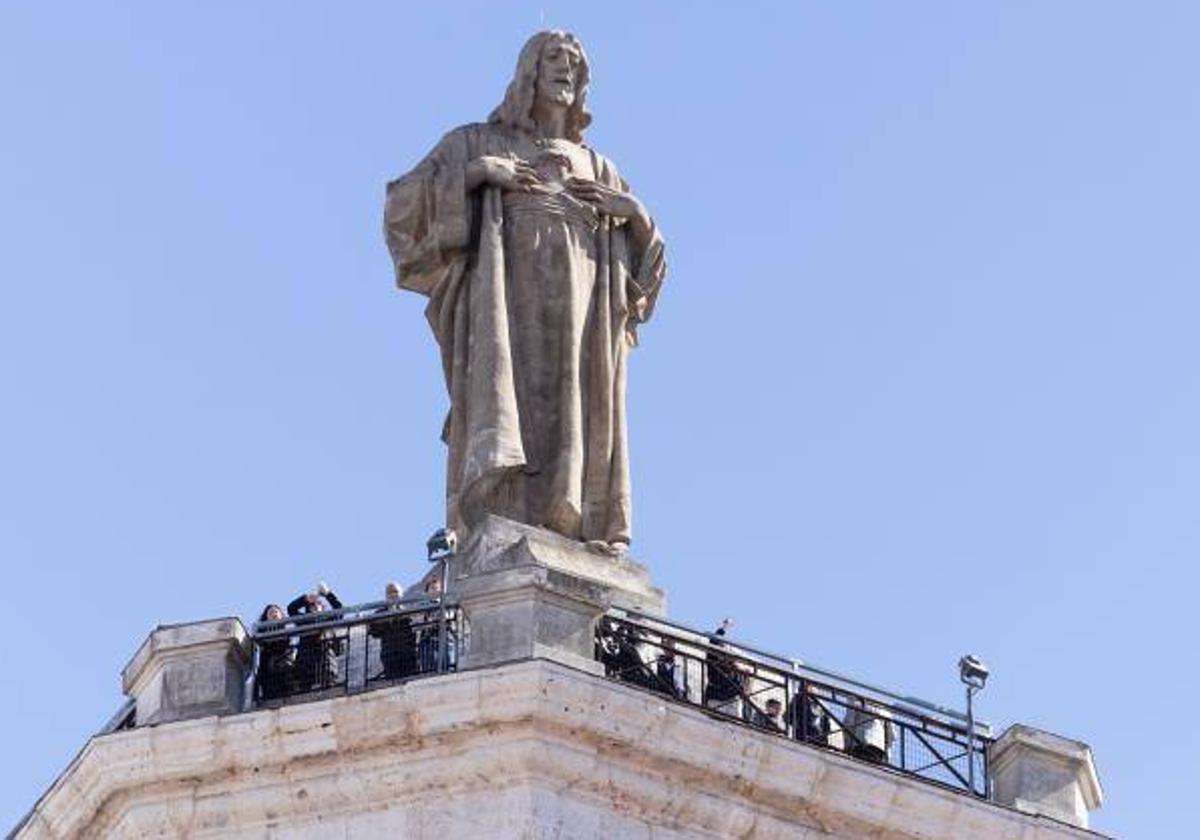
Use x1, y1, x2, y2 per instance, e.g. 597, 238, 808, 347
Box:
250, 597, 460, 705
245, 598, 989, 796
595, 612, 992, 798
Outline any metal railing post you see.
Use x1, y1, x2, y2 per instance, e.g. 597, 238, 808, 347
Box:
346, 624, 367, 693
437, 559, 451, 673
966, 684, 977, 795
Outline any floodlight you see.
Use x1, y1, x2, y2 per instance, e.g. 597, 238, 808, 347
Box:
958, 654, 990, 690
957, 653, 990, 797
427, 527, 458, 561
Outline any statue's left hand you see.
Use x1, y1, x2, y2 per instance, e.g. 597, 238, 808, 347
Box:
565, 178, 644, 221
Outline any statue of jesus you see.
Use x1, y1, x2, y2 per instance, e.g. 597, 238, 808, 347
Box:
384, 31, 667, 553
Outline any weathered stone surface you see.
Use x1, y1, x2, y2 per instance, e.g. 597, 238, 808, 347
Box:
455, 514, 664, 610
384, 31, 667, 550
990, 724, 1104, 829
121, 617, 250, 726
17, 660, 1104, 839
451, 515, 664, 674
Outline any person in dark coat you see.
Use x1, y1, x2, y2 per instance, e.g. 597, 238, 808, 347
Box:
704, 619, 745, 717
651, 638, 684, 700
417, 576, 457, 672
255, 604, 294, 701
788, 682, 834, 746
751, 698, 786, 733
598, 620, 623, 676
611, 623, 654, 689
597, 620, 653, 689
287, 582, 344, 691
370, 581, 418, 680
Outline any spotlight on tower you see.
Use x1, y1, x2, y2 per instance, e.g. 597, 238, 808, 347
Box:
959, 654, 990, 690
958, 653, 989, 797
427, 527, 458, 562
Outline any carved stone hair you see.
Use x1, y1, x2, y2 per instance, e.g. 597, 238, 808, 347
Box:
489, 30, 592, 143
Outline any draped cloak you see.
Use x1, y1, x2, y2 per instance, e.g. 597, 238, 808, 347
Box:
384, 122, 666, 546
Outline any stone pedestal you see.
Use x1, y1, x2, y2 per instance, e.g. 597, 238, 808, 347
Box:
989, 724, 1103, 829
451, 516, 665, 673
121, 617, 251, 726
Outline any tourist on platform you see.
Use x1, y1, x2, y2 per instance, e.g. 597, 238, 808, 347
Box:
287, 581, 344, 616
287, 582, 344, 691
843, 697, 896, 765
255, 604, 294, 701
370, 581, 418, 681
704, 619, 745, 718
597, 620, 623, 675
651, 637, 685, 700
598, 621, 654, 689
418, 575, 456, 672
788, 682, 834, 746
751, 697, 786, 733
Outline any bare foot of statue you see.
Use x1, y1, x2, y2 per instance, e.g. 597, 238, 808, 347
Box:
586, 540, 628, 558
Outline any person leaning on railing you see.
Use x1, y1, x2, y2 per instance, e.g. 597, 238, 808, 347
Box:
842, 696, 897, 765
750, 698, 786, 733
651, 637, 685, 700
287, 581, 344, 691
417, 577, 441, 672
597, 619, 623, 677
256, 603, 294, 700
615, 624, 656, 689
369, 581, 419, 680
703, 620, 746, 718
788, 682, 834, 747
597, 620, 654, 690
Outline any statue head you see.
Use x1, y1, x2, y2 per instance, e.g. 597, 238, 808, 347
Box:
489, 31, 592, 142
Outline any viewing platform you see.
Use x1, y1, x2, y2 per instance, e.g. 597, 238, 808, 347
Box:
12, 518, 1104, 839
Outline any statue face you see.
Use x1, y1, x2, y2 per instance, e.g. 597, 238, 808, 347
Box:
535, 38, 580, 108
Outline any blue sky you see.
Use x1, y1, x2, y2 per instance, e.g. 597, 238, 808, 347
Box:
2, 2, 1196, 836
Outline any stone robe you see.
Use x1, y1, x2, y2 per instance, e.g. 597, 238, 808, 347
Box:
384, 122, 666, 545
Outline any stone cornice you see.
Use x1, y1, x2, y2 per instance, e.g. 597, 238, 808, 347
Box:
15, 660, 1108, 839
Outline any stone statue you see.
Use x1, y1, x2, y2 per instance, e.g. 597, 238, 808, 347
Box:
384, 31, 667, 553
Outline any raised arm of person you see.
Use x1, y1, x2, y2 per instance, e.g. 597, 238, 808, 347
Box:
315, 581, 343, 611
286, 593, 310, 617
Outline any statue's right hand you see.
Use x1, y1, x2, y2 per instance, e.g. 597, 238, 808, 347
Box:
467, 155, 541, 192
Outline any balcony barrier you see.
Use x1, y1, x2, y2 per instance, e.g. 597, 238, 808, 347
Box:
244, 597, 989, 798
595, 611, 992, 798
250, 596, 460, 705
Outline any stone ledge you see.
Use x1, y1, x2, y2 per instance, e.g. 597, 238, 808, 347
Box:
121, 617, 249, 696
990, 724, 1104, 829
120, 617, 251, 729
15, 660, 1111, 840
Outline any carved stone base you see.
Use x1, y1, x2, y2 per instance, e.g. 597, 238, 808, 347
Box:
121, 618, 250, 726
450, 515, 665, 673
989, 724, 1103, 829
